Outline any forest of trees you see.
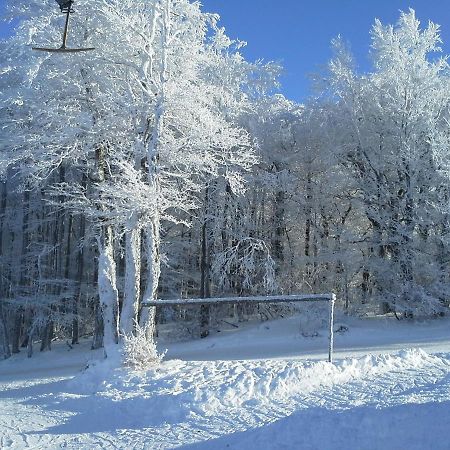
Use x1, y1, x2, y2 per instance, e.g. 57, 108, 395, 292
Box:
0, 1, 449, 360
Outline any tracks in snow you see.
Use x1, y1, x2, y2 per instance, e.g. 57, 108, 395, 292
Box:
1, 349, 450, 449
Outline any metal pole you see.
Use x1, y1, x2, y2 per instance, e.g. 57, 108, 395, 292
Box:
61, 5, 72, 49
328, 293, 335, 363
141, 293, 336, 363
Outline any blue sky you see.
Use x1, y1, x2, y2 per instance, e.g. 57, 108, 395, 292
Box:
1, 1, 450, 102
201, 0, 450, 101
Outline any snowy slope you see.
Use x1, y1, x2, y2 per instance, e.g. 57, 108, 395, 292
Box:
1, 315, 450, 449
164, 313, 450, 361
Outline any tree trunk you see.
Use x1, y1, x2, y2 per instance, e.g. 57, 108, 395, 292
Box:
72, 217, 85, 345
27, 324, 36, 358
121, 221, 141, 336
11, 312, 21, 354
0, 181, 11, 359
200, 187, 211, 338
40, 321, 54, 352
91, 299, 104, 350
272, 189, 285, 265
0, 303, 11, 359
305, 171, 312, 271
98, 226, 119, 358
140, 218, 160, 338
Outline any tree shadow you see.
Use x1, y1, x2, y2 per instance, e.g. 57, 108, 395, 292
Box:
0, 377, 71, 400
183, 400, 450, 450
23, 384, 191, 435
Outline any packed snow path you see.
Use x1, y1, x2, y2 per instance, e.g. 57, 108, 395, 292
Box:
1, 316, 450, 449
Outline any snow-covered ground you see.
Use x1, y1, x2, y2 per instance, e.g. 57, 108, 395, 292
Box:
1, 315, 450, 449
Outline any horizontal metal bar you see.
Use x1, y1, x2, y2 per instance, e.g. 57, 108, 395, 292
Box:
141, 293, 333, 308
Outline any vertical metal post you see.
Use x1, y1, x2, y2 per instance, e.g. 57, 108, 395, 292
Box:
61, 5, 72, 49
328, 293, 335, 363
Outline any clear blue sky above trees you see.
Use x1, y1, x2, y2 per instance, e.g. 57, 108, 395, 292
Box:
202, 0, 450, 101
1, 0, 450, 101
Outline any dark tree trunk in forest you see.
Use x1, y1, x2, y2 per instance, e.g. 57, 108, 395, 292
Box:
27, 324, 36, 358
0, 182, 11, 359
72, 215, 86, 345
91, 299, 104, 350
272, 190, 285, 265
0, 303, 11, 359
20, 312, 31, 348
40, 321, 54, 352
200, 187, 211, 338
305, 171, 312, 267
11, 312, 22, 354
12, 190, 31, 353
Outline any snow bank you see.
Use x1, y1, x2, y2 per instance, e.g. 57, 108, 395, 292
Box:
68, 348, 449, 421
2, 317, 450, 449
189, 396, 450, 450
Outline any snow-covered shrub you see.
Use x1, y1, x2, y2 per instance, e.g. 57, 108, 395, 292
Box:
295, 303, 328, 337
212, 237, 277, 296
122, 323, 166, 371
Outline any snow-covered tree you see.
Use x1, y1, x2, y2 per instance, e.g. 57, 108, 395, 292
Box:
326, 10, 450, 315
0, 0, 278, 357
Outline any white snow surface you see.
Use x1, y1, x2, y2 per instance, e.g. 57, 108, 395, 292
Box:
1, 315, 450, 449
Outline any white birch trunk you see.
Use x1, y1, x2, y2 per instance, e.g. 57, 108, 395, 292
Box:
139, 217, 161, 333
98, 227, 119, 358
120, 220, 141, 336
139, 0, 170, 334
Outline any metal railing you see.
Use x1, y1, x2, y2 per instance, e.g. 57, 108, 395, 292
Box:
142, 293, 336, 363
